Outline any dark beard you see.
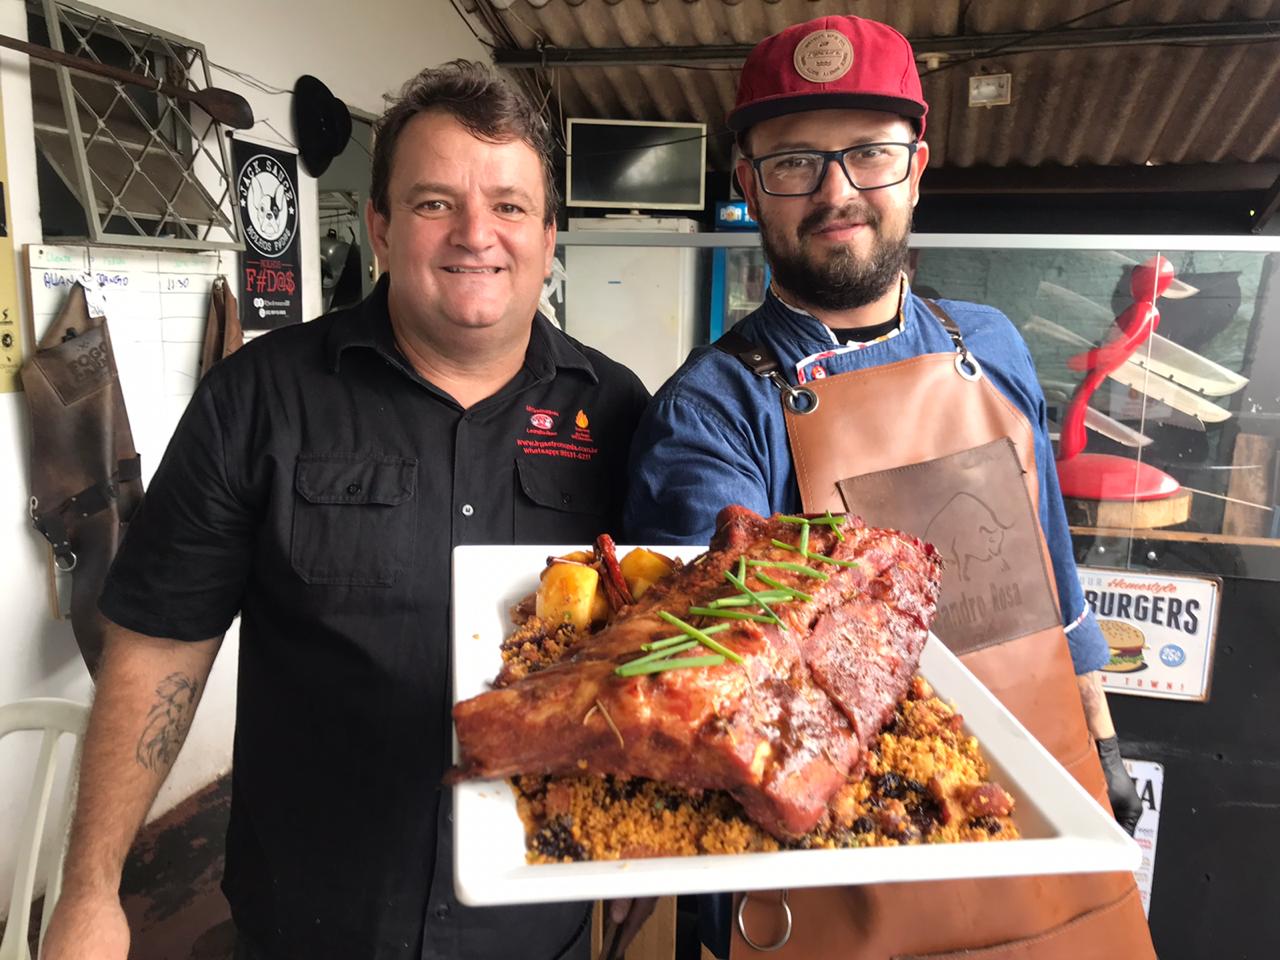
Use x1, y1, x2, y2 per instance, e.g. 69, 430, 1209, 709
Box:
761, 205, 911, 311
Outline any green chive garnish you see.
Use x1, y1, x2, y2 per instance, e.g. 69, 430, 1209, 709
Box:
823, 509, 847, 542
807, 552, 860, 569
687, 607, 775, 623
746, 559, 830, 581
799, 521, 810, 555
619, 640, 699, 671
755, 573, 814, 602
736, 555, 747, 581
616, 654, 726, 677
780, 513, 847, 529
707, 590, 795, 608
773, 539, 860, 570
658, 611, 745, 663
641, 624, 730, 651
723, 570, 787, 631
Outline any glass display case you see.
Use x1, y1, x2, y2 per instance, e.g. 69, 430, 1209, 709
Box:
709, 246, 768, 340
912, 237, 1280, 581
555, 228, 1280, 580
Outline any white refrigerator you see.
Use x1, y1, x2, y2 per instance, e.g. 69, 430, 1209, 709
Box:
564, 216, 702, 395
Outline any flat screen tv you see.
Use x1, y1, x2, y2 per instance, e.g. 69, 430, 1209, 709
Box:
566, 118, 706, 211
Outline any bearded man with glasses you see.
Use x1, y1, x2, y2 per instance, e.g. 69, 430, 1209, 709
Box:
626, 13, 1155, 960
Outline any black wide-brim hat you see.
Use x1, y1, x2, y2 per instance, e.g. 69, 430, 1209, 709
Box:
293, 74, 352, 177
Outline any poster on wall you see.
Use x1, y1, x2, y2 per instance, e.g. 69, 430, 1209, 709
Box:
1080, 566, 1221, 701
232, 137, 302, 330
1123, 758, 1164, 917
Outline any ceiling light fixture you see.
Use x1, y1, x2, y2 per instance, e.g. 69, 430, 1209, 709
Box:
968, 72, 1012, 108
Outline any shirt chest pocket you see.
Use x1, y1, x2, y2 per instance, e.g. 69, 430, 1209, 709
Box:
513, 456, 613, 544
291, 454, 417, 586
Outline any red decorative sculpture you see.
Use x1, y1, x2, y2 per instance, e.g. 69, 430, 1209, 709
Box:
1055, 256, 1183, 503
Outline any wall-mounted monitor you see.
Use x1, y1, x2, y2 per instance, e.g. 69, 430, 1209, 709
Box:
566, 118, 706, 211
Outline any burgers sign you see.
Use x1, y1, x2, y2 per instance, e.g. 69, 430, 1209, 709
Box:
1080, 567, 1221, 702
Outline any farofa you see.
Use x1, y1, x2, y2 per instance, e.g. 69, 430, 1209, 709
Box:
495, 616, 578, 686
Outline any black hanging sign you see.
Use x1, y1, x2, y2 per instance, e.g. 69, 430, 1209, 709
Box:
232, 137, 302, 329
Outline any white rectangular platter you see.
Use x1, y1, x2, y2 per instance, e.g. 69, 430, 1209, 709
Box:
452, 544, 1140, 906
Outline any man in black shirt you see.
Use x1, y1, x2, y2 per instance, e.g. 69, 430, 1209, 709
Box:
43, 61, 648, 960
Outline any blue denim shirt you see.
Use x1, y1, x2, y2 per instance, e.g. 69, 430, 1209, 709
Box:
624, 287, 1108, 674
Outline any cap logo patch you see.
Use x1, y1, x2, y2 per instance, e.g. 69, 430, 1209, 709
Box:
793, 29, 854, 83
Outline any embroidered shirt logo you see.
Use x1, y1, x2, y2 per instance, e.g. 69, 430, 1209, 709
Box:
525, 405, 560, 437
518, 406, 598, 462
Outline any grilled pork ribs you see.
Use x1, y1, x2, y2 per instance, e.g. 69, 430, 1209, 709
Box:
451, 506, 943, 839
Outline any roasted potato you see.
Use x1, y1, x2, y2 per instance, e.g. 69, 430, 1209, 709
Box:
536, 561, 600, 632
619, 548, 675, 599
589, 586, 609, 623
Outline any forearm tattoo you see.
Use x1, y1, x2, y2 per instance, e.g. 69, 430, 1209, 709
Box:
1077, 671, 1104, 710
135, 673, 200, 771
1075, 670, 1114, 739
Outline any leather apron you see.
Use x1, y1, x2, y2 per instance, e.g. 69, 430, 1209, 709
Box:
22, 281, 143, 676
721, 303, 1155, 959
199, 275, 243, 380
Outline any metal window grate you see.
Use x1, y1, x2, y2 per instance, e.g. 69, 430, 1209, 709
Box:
29, 0, 243, 250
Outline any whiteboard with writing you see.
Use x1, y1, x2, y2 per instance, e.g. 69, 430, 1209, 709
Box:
25, 244, 225, 489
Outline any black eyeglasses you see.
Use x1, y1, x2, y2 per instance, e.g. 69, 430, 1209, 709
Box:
749, 141, 919, 197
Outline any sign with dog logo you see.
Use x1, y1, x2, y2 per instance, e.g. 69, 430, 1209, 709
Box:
232, 137, 302, 330
1081, 567, 1220, 701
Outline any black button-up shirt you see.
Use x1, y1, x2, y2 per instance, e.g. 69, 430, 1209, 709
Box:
100, 277, 649, 959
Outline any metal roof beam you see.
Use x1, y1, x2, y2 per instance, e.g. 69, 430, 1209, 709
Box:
492, 20, 1280, 68
923, 163, 1280, 196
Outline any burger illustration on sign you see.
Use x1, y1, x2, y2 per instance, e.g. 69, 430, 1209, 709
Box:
1099, 619, 1148, 673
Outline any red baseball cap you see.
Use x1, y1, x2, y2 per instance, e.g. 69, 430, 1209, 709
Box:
728, 15, 927, 138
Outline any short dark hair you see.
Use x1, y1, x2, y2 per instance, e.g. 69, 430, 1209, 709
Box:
371, 60, 558, 227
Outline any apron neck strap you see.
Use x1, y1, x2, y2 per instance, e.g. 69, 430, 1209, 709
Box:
923, 297, 963, 342
714, 331, 820, 414
923, 298, 984, 382
713, 294, 986, 404
715, 330, 781, 378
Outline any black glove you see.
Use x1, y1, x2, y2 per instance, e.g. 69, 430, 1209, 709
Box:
1097, 735, 1142, 835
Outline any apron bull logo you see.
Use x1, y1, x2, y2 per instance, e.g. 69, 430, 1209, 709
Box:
924, 492, 1014, 583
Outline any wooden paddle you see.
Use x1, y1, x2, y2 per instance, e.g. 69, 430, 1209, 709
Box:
0, 32, 255, 129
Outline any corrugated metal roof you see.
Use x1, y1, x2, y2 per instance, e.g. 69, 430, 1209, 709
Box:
472, 0, 1280, 173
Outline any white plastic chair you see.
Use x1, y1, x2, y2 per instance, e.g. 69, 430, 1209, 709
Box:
0, 698, 89, 960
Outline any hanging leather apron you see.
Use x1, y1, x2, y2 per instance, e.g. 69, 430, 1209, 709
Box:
22, 280, 144, 676
199, 275, 243, 380
720, 303, 1155, 959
